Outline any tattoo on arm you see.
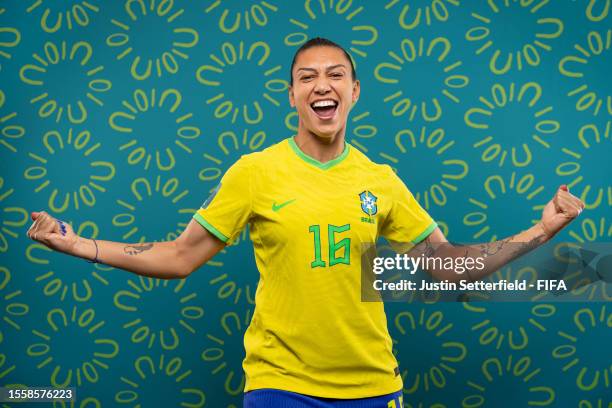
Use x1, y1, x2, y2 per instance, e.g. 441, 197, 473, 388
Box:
412, 236, 437, 257
124, 243, 154, 256
514, 233, 546, 256
475, 235, 515, 258
474, 231, 546, 259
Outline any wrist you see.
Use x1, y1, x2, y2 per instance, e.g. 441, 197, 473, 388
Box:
74, 236, 96, 261
535, 222, 554, 242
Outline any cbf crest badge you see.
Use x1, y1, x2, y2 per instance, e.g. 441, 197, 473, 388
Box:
359, 190, 378, 216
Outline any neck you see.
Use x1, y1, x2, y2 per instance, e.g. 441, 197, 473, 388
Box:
294, 126, 346, 163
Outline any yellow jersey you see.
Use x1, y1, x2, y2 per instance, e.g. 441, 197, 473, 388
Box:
193, 136, 436, 398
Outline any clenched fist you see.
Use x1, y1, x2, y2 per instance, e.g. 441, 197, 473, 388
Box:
540, 185, 585, 239
26, 211, 79, 254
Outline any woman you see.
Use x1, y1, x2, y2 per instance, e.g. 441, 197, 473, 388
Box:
27, 38, 585, 407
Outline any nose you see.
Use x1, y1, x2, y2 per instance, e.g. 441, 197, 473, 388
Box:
314, 77, 331, 94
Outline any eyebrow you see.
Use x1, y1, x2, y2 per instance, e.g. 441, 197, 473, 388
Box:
296, 64, 347, 74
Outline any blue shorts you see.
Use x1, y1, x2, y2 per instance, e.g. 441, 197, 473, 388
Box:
243, 388, 403, 408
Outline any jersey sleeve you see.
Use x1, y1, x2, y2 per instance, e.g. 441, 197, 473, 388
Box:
379, 166, 437, 245
192, 156, 253, 244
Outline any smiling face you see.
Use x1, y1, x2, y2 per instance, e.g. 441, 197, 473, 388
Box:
289, 46, 360, 142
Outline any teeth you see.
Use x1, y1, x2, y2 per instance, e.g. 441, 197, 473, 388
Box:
312, 100, 337, 108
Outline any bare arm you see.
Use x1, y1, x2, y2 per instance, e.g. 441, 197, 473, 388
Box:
27, 211, 225, 280
407, 224, 548, 283
406, 185, 585, 283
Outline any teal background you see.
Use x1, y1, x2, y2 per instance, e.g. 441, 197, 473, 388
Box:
0, 0, 611, 407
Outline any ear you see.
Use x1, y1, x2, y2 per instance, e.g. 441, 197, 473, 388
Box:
352, 79, 361, 105
288, 86, 295, 108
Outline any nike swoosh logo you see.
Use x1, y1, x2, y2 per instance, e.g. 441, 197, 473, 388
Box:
272, 199, 296, 212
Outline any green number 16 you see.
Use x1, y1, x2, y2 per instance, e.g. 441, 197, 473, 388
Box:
308, 224, 351, 268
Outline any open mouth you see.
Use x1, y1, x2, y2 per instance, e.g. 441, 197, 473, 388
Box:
310, 99, 338, 120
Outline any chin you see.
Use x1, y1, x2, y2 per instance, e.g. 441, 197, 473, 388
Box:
308, 122, 344, 141
310, 129, 339, 141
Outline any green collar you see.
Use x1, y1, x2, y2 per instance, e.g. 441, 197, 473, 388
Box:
288, 136, 350, 170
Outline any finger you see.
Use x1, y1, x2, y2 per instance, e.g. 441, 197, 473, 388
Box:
29, 219, 41, 241
559, 193, 583, 208
566, 193, 585, 209
36, 216, 56, 241
558, 188, 584, 209
556, 189, 582, 211
36, 213, 61, 239
557, 197, 582, 217
557, 194, 577, 209
43, 216, 63, 236
568, 204, 581, 217
569, 198, 585, 211
35, 212, 50, 228
31, 211, 41, 221
552, 192, 562, 212
30, 212, 51, 240
556, 185, 573, 203
557, 188, 581, 204
35, 212, 48, 227
27, 219, 38, 239
39, 231, 59, 243
554, 194, 573, 210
